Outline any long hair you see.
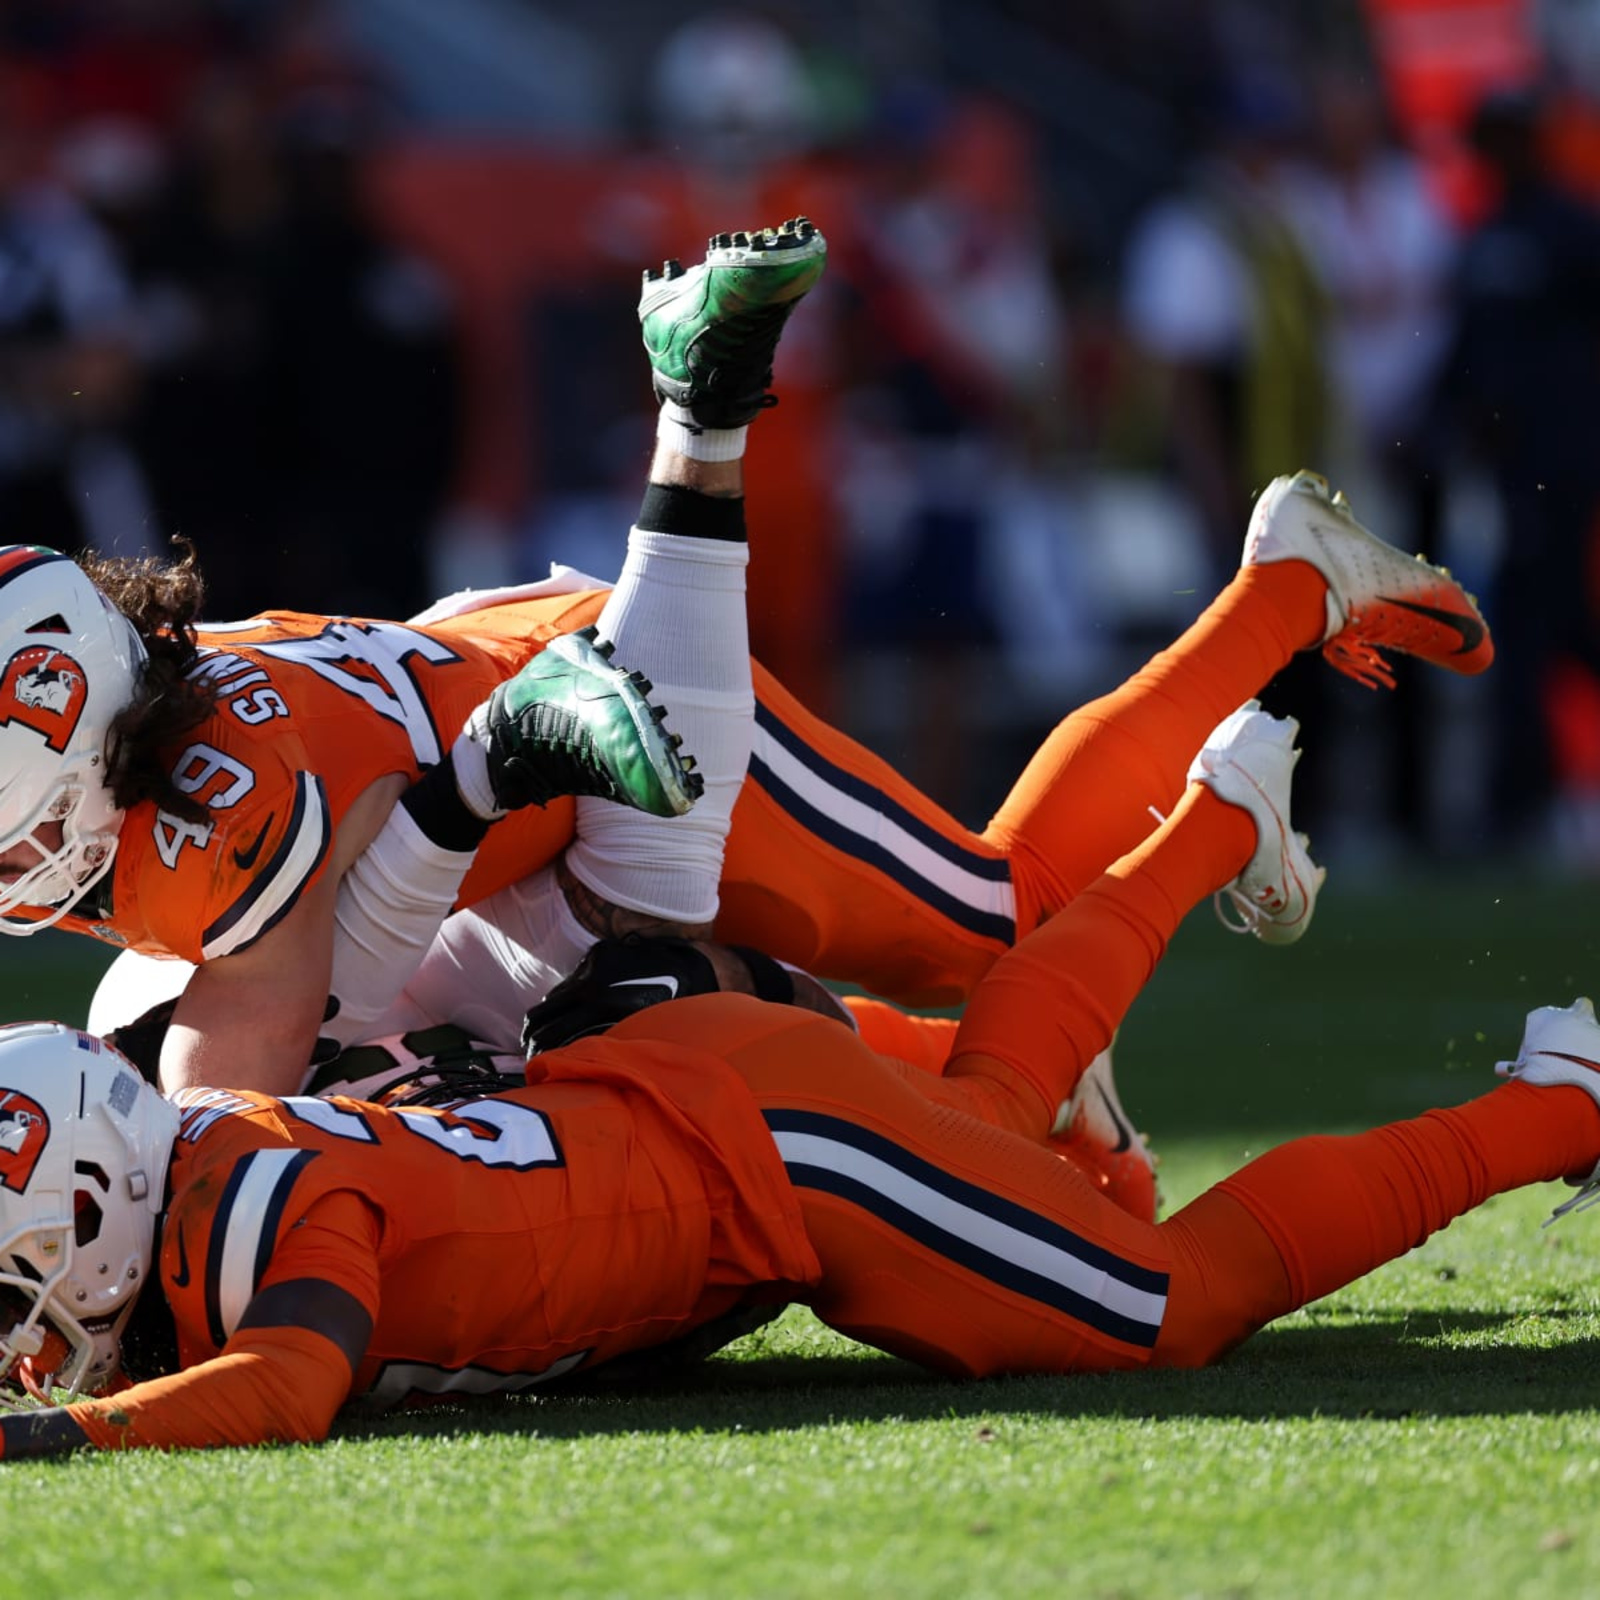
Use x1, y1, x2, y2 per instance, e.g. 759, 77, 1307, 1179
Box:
79, 542, 219, 825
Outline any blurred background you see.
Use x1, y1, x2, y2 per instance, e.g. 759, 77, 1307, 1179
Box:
4, 0, 1600, 881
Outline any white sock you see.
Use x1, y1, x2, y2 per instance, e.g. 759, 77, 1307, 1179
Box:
657, 401, 747, 462
325, 806, 477, 1046
450, 728, 506, 821
568, 526, 752, 923
398, 868, 596, 1050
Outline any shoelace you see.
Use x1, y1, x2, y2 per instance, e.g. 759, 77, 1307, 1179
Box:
1150, 797, 1285, 938
1544, 1178, 1600, 1227
1212, 884, 1271, 937
513, 713, 624, 803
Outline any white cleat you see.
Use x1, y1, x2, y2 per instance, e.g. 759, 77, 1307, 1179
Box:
1244, 470, 1494, 689
1188, 701, 1325, 946
1496, 997, 1600, 1106
1050, 1043, 1161, 1222
1495, 998, 1600, 1222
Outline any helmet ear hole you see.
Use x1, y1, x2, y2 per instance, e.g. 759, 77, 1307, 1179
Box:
73, 1162, 110, 1247
73, 1190, 103, 1248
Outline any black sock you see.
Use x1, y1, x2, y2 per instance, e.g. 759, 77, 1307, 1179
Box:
401, 753, 491, 852
637, 482, 746, 543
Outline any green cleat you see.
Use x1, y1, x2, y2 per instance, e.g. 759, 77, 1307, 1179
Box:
640, 216, 827, 428
467, 627, 704, 817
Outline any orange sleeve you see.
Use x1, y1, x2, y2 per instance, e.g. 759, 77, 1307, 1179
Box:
843, 997, 959, 1076
63, 1324, 356, 1451
56, 1188, 383, 1453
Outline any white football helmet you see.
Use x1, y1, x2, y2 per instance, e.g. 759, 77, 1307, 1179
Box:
0, 1022, 177, 1401
0, 546, 147, 932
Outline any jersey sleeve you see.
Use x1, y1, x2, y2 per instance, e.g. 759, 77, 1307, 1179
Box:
121, 733, 334, 963
62, 1324, 357, 1451
58, 1186, 385, 1453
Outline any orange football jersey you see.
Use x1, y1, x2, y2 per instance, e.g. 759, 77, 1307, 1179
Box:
58, 589, 609, 961
62, 1041, 818, 1449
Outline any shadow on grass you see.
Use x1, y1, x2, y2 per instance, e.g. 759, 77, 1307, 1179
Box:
333, 1307, 1600, 1448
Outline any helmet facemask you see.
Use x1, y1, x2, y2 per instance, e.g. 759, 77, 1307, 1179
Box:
0, 1025, 177, 1406
0, 779, 123, 932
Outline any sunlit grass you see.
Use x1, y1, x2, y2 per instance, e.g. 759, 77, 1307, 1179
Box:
3, 873, 1599, 1598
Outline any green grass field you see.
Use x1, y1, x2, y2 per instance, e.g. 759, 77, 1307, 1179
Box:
4, 873, 1600, 1599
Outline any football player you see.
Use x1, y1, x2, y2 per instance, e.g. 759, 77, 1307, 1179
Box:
1, 214, 1491, 1108
0, 218, 829, 1096
2, 703, 1596, 1460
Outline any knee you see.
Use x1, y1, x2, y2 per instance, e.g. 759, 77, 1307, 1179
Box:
1147, 1196, 1295, 1369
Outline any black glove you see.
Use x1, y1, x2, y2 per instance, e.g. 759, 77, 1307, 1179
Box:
521, 934, 725, 1056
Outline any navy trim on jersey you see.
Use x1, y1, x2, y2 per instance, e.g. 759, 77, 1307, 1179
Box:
763, 1108, 1168, 1349
201, 772, 331, 957
202, 1148, 319, 1349
749, 701, 1017, 946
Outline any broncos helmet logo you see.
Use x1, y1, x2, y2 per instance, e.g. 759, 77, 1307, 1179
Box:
0, 646, 88, 754
0, 1089, 51, 1193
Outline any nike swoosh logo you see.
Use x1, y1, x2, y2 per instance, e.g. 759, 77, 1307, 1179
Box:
613, 975, 680, 998
231, 814, 275, 872
1544, 1051, 1600, 1075
171, 1221, 191, 1289
1092, 1082, 1133, 1153
1380, 595, 1487, 657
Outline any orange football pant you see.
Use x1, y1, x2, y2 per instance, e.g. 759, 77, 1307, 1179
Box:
460, 563, 1326, 1007
617, 782, 1600, 1377
715, 562, 1328, 1004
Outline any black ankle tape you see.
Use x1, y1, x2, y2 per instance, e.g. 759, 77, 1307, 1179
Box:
401, 755, 491, 853
729, 945, 795, 1005
638, 482, 747, 543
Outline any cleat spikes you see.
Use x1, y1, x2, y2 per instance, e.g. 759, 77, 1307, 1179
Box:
640, 216, 827, 428
465, 630, 701, 817
1244, 470, 1494, 685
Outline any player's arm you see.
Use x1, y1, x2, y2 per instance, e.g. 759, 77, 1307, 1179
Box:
0, 1286, 371, 1458
69, 1286, 370, 1453
159, 774, 409, 1095
1, 1194, 379, 1458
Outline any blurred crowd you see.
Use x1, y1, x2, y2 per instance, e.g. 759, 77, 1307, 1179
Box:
5, 0, 1600, 870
